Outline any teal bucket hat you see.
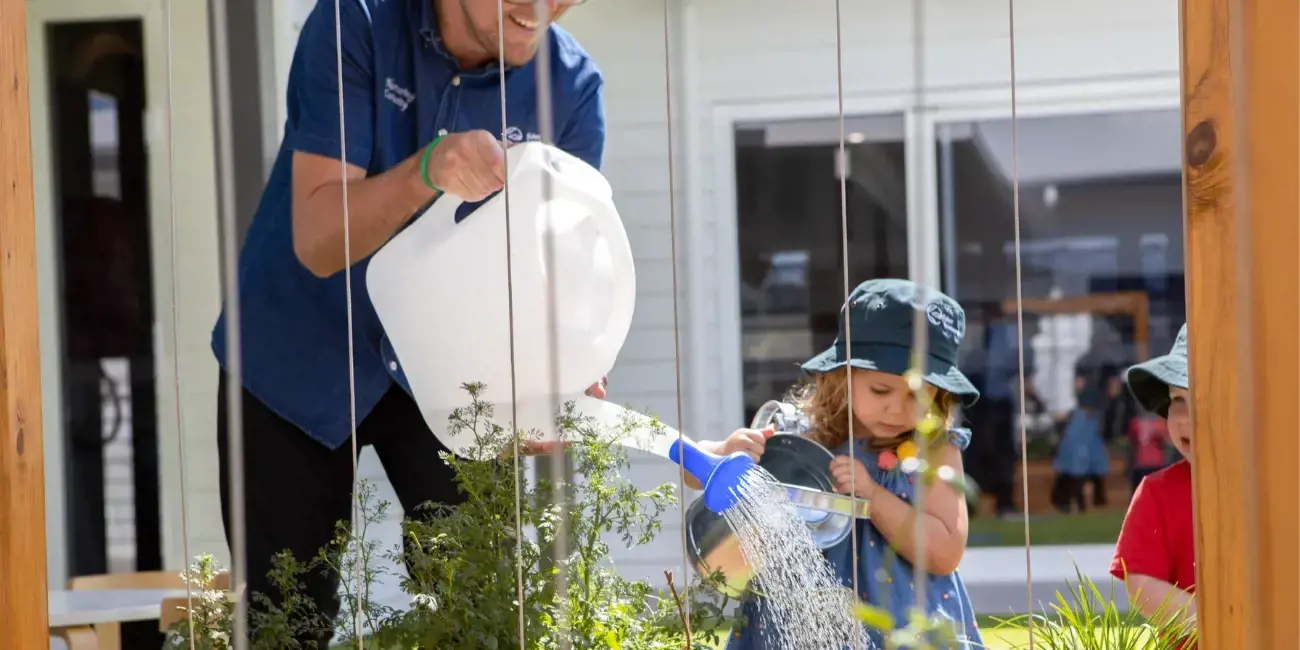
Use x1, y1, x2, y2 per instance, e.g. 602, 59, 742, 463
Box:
800, 278, 980, 406
1125, 324, 1189, 417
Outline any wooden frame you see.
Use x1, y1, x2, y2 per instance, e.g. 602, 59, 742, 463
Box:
0, 0, 49, 646
1001, 290, 1151, 361
1, 0, 1296, 647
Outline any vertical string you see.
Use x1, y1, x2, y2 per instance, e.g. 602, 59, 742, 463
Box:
659, 0, 694, 638
207, 0, 248, 646
160, 1, 197, 647
531, 2, 569, 647
495, 3, 528, 648
1008, 0, 1036, 646
908, 0, 933, 617
330, 0, 365, 645
830, 0, 861, 628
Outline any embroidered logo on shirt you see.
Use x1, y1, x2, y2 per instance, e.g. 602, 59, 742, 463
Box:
504, 126, 543, 143
384, 78, 414, 112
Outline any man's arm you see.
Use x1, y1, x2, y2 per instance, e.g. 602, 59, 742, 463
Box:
282, 1, 436, 277
292, 153, 433, 278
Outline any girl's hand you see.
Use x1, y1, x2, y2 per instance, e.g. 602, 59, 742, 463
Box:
830, 456, 876, 499
718, 427, 776, 462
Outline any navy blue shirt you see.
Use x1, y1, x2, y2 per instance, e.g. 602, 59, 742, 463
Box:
211, 0, 606, 448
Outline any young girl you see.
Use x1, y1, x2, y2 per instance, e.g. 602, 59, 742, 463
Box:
700, 279, 984, 649
1110, 325, 1197, 638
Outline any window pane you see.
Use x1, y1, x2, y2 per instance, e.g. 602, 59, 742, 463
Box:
937, 109, 1185, 547
734, 114, 909, 424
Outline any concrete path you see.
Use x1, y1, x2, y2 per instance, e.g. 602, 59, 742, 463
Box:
960, 544, 1129, 615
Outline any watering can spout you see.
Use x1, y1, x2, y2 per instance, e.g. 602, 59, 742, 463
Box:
668, 439, 755, 514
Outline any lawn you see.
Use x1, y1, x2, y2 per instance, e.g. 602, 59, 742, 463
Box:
978, 627, 1034, 648
968, 510, 1125, 547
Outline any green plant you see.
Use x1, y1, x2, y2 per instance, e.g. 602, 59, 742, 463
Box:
166, 554, 236, 649
170, 383, 731, 649
992, 567, 1198, 650
363, 383, 732, 649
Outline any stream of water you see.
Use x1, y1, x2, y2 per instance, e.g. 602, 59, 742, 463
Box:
722, 467, 873, 650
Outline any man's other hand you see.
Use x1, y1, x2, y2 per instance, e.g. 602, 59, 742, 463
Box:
585, 375, 608, 399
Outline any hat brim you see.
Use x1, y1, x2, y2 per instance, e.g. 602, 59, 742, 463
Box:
1125, 354, 1188, 417
800, 343, 981, 407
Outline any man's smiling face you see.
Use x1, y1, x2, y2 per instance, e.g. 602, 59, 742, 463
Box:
452, 0, 569, 68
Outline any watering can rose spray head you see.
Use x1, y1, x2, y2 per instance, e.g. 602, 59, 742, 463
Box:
668, 439, 756, 514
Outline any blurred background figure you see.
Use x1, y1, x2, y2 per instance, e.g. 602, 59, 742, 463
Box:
964, 301, 1039, 520
1127, 412, 1170, 493
1051, 377, 1110, 513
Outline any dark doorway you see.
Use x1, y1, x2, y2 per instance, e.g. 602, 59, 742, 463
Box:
46, 19, 163, 588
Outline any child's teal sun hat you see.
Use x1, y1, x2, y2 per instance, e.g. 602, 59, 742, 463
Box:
1125, 323, 1189, 417
800, 278, 980, 406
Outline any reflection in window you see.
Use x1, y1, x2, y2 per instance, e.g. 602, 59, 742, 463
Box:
89, 90, 121, 199
734, 115, 909, 423
937, 109, 1185, 545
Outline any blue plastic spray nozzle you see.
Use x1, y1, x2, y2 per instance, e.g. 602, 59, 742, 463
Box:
669, 439, 756, 514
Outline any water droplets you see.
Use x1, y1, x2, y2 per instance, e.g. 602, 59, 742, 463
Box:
723, 468, 874, 649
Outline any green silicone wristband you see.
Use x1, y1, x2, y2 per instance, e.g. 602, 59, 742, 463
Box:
419, 135, 444, 193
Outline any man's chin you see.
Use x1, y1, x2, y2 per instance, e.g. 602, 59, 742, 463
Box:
501, 39, 542, 66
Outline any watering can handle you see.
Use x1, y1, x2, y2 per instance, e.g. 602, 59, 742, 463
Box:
572, 190, 637, 355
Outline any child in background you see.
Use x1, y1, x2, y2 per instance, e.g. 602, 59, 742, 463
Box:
1127, 413, 1169, 493
1111, 324, 1197, 636
1051, 379, 1110, 513
701, 279, 984, 649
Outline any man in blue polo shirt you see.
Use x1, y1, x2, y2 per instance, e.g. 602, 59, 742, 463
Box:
212, 0, 606, 640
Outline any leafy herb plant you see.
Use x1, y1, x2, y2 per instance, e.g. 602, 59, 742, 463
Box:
168, 383, 731, 649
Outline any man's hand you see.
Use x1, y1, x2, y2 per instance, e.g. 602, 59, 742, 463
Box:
426, 130, 506, 202
585, 375, 608, 399
513, 377, 608, 457
519, 441, 566, 456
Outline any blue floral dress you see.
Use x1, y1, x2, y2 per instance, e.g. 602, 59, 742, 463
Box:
727, 429, 983, 650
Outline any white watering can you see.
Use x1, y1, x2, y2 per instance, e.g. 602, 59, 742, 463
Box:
367, 142, 684, 458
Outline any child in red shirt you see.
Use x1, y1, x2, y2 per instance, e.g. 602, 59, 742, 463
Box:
1111, 324, 1197, 634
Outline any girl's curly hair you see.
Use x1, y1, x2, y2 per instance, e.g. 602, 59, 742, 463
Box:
789, 367, 960, 451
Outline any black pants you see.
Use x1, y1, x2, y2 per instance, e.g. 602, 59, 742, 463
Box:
1087, 473, 1108, 507
217, 376, 466, 646
1051, 474, 1087, 513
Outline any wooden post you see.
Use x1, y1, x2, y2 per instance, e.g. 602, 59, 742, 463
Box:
1180, 0, 1250, 646
1182, 0, 1299, 647
1231, 0, 1300, 646
0, 0, 49, 645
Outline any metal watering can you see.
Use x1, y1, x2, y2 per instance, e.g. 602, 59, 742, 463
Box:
367, 142, 652, 457
682, 401, 872, 598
